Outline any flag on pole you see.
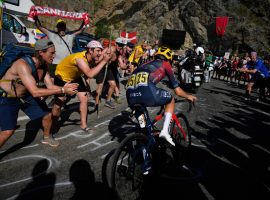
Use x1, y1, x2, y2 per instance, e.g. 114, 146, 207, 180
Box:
0, 0, 4, 30
120, 31, 137, 44
215, 16, 229, 37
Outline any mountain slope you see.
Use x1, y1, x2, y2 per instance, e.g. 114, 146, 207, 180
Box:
32, 0, 270, 54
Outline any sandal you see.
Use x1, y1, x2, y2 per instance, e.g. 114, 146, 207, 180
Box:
81, 127, 94, 134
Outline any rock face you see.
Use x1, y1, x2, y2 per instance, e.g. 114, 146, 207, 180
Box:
32, 0, 270, 54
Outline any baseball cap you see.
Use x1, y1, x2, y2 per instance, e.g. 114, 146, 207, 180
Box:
86, 40, 103, 49
35, 38, 54, 51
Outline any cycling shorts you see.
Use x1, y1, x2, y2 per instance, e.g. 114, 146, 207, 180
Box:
126, 82, 172, 107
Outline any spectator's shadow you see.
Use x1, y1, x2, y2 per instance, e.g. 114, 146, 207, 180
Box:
15, 159, 56, 200
0, 118, 42, 160
69, 159, 117, 200
108, 110, 139, 143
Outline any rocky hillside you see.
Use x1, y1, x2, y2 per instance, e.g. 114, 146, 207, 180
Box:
32, 0, 270, 55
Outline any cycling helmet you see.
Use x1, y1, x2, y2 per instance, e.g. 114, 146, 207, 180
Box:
155, 46, 173, 61
195, 46, 205, 55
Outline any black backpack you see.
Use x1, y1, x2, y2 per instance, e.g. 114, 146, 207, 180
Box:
0, 43, 37, 79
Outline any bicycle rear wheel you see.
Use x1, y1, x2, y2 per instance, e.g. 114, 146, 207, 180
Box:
170, 113, 191, 164
108, 133, 149, 200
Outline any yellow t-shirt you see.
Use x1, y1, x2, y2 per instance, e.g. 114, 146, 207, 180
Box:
128, 45, 143, 64
55, 51, 88, 82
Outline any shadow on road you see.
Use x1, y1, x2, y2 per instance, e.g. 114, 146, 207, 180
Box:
0, 118, 41, 160
69, 159, 117, 200
15, 159, 56, 200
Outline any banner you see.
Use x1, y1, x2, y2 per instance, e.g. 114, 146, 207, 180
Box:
28, 6, 90, 26
162, 29, 186, 49
120, 31, 137, 44
216, 16, 229, 37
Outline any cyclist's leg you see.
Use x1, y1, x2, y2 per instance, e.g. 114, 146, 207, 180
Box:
159, 98, 175, 146
151, 87, 175, 146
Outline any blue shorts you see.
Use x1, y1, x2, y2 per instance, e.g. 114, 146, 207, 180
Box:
0, 95, 50, 131
126, 82, 172, 107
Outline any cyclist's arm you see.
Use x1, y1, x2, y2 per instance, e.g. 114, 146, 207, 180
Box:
163, 62, 197, 102
163, 61, 179, 89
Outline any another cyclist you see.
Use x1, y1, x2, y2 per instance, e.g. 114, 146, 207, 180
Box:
126, 46, 197, 146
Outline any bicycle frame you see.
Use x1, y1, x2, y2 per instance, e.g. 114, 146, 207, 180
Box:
152, 109, 189, 141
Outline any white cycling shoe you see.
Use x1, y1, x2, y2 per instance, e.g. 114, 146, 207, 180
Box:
159, 130, 175, 146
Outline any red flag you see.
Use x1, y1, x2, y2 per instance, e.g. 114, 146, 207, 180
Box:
120, 31, 137, 44
215, 16, 229, 37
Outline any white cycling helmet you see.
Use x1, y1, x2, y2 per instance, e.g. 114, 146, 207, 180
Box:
195, 46, 205, 55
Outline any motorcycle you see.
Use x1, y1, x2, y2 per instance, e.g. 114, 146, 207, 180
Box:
177, 52, 204, 93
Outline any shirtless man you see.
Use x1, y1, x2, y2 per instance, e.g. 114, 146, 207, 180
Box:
0, 38, 78, 148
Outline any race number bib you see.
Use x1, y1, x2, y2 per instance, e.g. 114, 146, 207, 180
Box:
126, 72, 149, 89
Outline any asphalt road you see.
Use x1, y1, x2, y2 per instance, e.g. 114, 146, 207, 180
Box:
0, 77, 270, 200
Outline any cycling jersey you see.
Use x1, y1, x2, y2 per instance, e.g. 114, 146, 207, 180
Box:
127, 59, 179, 89
126, 59, 179, 107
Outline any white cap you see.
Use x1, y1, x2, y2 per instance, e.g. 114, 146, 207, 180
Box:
87, 40, 103, 49
115, 37, 127, 45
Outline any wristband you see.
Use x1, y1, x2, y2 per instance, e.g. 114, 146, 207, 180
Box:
61, 87, 65, 94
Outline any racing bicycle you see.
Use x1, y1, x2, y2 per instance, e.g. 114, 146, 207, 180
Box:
108, 98, 193, 200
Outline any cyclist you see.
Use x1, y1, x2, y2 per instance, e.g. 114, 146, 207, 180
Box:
126, 47, 197, 146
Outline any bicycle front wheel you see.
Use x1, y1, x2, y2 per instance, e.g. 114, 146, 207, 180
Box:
108, 133, 149, 200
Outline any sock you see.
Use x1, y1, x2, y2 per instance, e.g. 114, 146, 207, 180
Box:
162, 112, 172, 134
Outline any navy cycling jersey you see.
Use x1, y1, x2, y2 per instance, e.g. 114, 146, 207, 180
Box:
126, 59, 179, 89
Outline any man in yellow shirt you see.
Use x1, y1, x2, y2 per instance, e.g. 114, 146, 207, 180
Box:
128, 41, 148, 72
52, 40, 112, 133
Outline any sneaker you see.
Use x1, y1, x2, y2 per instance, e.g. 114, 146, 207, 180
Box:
41, 136, 59, 147
159, 130, 175, 146
115, 96, 122, 104
105, 100, 116, 109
